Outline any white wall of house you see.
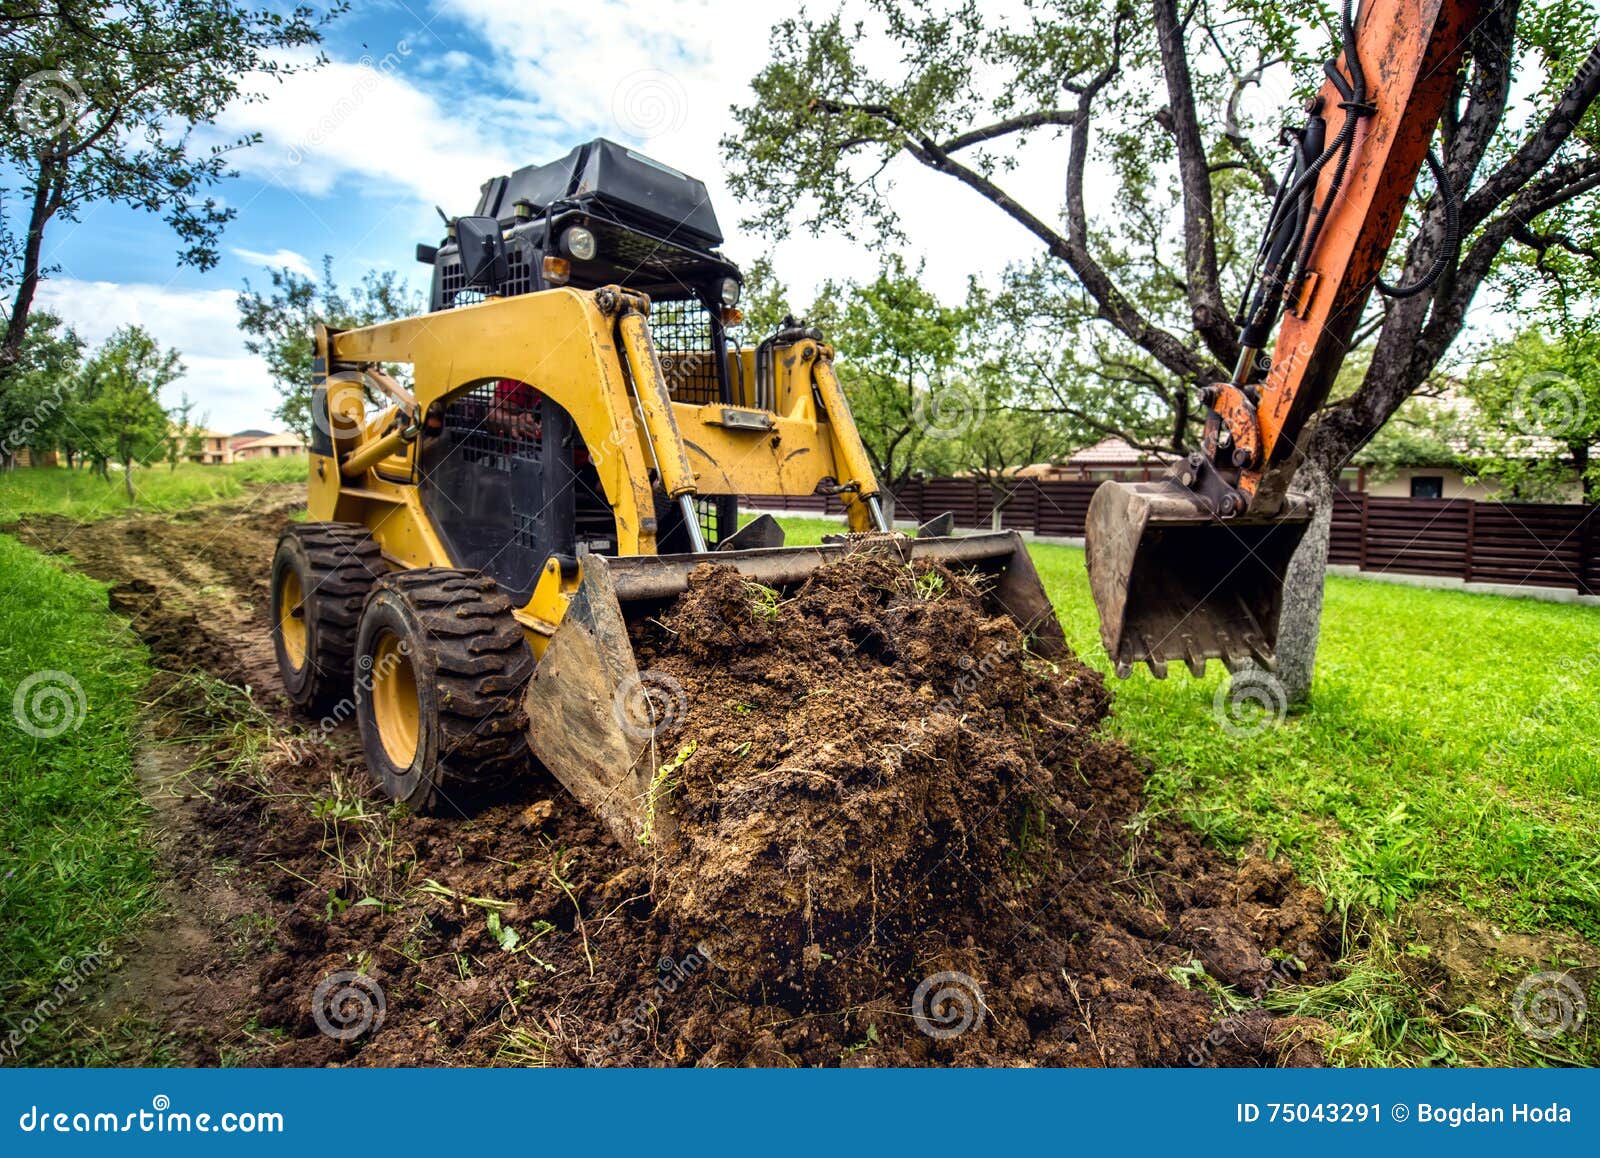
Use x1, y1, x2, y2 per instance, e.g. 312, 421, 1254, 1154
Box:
1365, 466, 1584, 503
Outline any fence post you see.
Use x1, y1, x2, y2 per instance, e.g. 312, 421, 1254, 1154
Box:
1581, 506, 1598, 597
1357, 493, 1370, 572
1463, 500, 1476, 583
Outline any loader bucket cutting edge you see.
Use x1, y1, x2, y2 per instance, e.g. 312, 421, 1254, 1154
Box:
521, 531, 1065, 849
1085, 481, 1311, 679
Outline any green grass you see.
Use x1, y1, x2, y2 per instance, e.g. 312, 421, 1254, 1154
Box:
0, 457, 305, 523
1029, 544, 1600, 938
0, 533, 156, 1063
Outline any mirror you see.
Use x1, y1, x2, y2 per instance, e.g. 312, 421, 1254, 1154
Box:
455, 215, 507, 291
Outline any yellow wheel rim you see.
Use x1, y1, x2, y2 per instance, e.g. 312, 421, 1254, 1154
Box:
371, 631, 421, 767
279, 568, 307, 669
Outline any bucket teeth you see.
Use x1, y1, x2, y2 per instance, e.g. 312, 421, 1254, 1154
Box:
1085, 480, 1313, 680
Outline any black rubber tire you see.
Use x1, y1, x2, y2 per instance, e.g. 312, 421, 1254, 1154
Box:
271, 522, 385, 713
353, 569, 534, 814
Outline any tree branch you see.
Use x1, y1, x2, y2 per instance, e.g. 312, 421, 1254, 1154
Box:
1461, 34, 1600, 229
939, 109, 1079, 153
1153, 0, 1239, 368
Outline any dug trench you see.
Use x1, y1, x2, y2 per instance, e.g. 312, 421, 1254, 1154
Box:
8, 490, 1340, 1066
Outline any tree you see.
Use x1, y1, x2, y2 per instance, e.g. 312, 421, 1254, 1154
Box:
1463, 325, 1600, 500
236, 257, 425, 436
726, 0, 1600, 701
807, 255, 981, 518
166, 391, 207, 470
0, 0, 341, 382
76, 326, 181, 501
0, 311, 81, 468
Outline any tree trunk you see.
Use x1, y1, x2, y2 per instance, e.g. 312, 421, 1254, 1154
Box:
124, 459, 135, 503
1272, 458, 1337, 708
1, 157, 59, 375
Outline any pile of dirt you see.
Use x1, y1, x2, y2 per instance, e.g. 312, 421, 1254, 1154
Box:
13, 496, 1340, 1067
624, 558, 1337, 1063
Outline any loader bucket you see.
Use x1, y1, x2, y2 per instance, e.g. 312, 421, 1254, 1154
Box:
522, 531, 1064, 848
1085, 481, 1312, 679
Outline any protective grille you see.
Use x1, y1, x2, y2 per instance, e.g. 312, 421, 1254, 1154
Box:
696, 497, 732, 544
440, 381, 544, 462
437, 249, 533, 308
651, 298, 723, 405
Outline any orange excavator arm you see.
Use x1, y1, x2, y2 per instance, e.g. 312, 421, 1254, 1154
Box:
1086, 0, 1480, 677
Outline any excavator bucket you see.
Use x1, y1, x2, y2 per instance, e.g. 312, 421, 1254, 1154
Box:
523, 531, 1064, 848
1085, 481, 1311, 678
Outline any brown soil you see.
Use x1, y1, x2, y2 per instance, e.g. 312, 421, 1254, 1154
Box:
9, 490, 1340, 1067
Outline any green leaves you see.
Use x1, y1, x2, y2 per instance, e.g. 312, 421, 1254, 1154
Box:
235, 257, 424, 437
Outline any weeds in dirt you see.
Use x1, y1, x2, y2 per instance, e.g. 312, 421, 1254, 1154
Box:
639, 741, 696, 847
743, 581, 782, 621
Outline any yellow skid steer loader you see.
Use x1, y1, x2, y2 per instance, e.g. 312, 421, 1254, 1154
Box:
271, 139, 1063, 845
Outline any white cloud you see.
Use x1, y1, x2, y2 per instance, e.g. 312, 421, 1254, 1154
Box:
35, 279, 280, 434
232, 246, 316, 278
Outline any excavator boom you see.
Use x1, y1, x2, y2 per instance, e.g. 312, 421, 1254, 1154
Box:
1088, 0, 1481, 677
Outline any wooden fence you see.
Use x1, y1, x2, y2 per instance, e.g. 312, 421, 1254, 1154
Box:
745, 478, 1600, 596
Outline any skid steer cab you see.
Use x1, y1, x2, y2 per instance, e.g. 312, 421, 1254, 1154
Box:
271, 138, 1064, 840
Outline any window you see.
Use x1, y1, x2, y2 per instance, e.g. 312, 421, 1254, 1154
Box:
1410, 475, 1445, 499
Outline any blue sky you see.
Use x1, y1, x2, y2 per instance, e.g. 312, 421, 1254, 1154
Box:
28, 0, 1075, 433
21, 0, 1517, 434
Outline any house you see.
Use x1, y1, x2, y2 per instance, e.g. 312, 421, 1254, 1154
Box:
231, 432, 307, 460
1014, 436, 1178, 483
185, 428, 236, 465
1019, 428, 1589, 503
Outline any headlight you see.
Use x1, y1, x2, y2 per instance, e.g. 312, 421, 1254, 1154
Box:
718, 276, 741, 307
562, 225, 597, 262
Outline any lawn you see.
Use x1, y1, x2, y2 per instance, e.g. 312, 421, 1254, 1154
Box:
0, 533, 155, 1063
770, 514, 1600, 937
0, 457, 304, 523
